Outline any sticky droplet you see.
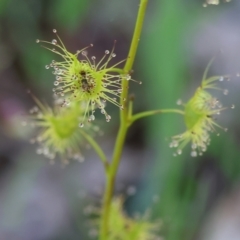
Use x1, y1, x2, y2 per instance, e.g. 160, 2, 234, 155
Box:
52, 39, 57, 45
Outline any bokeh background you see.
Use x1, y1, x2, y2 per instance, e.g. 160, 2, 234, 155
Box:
0, 0, 240, 239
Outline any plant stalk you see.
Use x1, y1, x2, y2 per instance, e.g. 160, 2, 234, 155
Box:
99, 0, 148, 239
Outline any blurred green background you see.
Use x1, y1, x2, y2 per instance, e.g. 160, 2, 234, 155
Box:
0, 0, 240, 239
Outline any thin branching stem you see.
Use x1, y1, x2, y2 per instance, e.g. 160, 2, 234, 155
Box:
129, 109, 185, 126
80, 130, 109, 171
99, 0, 149, 239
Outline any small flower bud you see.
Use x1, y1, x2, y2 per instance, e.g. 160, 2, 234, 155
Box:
36, 31, 138, 124
29, 98, 97, 163
170, 59, 230, 157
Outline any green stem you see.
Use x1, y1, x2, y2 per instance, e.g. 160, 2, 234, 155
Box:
80, 130, 109, 171
99, 1, 148, 239
127, 97, 134, 120
99, 123, 128, 238
108, 68, 124, 74
129, 109, 185, 126
121, 0, 148, 121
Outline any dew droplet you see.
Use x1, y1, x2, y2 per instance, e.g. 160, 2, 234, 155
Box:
177, 149, 182, 155
177, 99, 182, 105
36, 148, 43, 154
82, 51, 87, 56
172, 140, 178, 148
36, 39, 40, 43
91, 56, 96, 60
111, 53, 116, 57
53, 29, 57, 33
203, 3, 208, 7
202, 146, 207, 152
45, 65, 49, 69
79, 123, 84, 128
223, 89, 229, 95
43, 147, 49, 156
219, 76, 224, 81
125, 74, 131, 81
207, 0, 219, 4
51, 39, 57, 45
231, 104, 235, 109
54, 81, 59, 86
106, 115, 111, 122
191, 143, 197, 149
191, 151, 197, 157
105, 50, 110, 54
78, 156, 85, 163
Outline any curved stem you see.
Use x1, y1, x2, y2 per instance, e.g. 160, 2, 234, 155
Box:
121, 0, 148, 121
108, 68, 124, 74
99, 123, 127, 237
80, 130, 109, 171
129, 109, 185, 126
99, 1, 148, 239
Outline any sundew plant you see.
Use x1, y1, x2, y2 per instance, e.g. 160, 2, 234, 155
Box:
29, 0, 234, 239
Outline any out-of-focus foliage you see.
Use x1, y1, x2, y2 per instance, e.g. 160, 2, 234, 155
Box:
138, 1, 240, 240
93, 197, 160, 240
